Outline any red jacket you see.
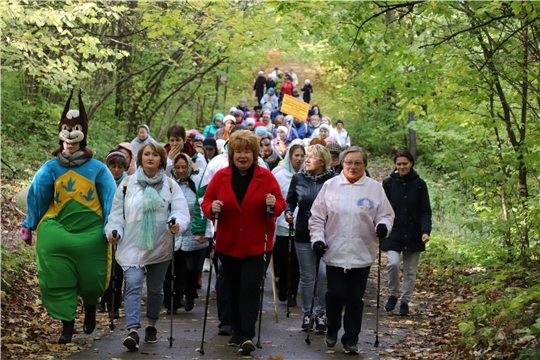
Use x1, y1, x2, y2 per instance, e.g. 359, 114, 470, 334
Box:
280, 80, 294, 96
202, 165, 286, 258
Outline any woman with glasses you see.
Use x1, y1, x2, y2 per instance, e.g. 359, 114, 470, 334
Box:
308, 146, 395, 354
285, 144, 337, 334
382, 150, 432, 316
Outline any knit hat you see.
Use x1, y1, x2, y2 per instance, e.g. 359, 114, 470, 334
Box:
305, 79, 310, 84
194, 134, 205, 142
223, 115, 236, 124
233, 110, 244, 118
336, 119, 344, 126
239, 97, 247, 104
203, 138, 217, 150
276, 126, 289, 136
319, 124, 331, 132
258, 70, 264, 75
263, 110, 271, 116
325, 137, 338, 143
245, 117, 255, 126
229, 107, 237, 113
326, 142, 342, 156
106, 150, 127, 163
255, 127, 268, 136
253, 121, 266, 129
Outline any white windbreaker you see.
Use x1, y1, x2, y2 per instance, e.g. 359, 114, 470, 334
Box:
309, 173, 395, 270
105, 175, 190, 268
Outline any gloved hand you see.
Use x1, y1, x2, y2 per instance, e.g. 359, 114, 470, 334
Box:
22, 227, 32, 246
376, 224, 388, 238
313, 241, 327, 258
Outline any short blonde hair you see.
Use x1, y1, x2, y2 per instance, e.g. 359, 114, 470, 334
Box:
137, 142, 168, 170
305, 144, 331, 170
227, 130, 260, 164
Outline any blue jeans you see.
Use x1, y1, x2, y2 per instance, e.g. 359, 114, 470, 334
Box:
123, 261, 170, 330
295, 242, 326, 315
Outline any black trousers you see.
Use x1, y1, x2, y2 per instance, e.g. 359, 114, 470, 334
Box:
273, 236, 299, 299
218, 252, 266, 342
326, 265, 370, 346
101, 262, 123, 312
164, 248, 204, 308
214, 256, 233, 329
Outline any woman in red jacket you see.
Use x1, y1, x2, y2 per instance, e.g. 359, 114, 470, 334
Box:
202, 130, 286, 355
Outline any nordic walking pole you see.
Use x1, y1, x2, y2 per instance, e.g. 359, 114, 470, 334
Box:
168, 217, 177, 348
109, 230, 118, 330
305, 256, 321, 345
270, 254, 279, 323
374, 237, 382, 347
286, 223, 293, 318
256, 203, 273, 349
199, 212, 218, 355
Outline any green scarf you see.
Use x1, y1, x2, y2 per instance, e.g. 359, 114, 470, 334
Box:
136, 167, 165, 250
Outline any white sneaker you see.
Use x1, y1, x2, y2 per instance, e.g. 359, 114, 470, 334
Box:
203, 258, 211, 272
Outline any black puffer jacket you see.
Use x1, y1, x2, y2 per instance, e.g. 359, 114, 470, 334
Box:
285, 169, 337, 243
382, 168, 432, 252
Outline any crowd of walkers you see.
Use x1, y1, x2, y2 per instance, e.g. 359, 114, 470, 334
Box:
21, 78, 432, 356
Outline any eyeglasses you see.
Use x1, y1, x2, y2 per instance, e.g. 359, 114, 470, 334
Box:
343, 161, 364, 167
304, 155, 321, 161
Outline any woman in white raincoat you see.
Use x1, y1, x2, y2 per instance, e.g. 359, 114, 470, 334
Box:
308, 146, 394, 354
106, 142, 190, 351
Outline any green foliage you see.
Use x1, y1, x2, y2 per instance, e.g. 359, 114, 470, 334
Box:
0, 243, 35, 296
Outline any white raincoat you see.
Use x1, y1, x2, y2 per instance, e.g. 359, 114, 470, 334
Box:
309, 173, 395, 270
105, 175, 190, 268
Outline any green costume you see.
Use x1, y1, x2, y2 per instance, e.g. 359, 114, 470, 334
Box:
24, 164, 116, 321
23, 89, 116, 326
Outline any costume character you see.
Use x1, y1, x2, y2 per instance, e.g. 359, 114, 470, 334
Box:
22, 89, 117, 343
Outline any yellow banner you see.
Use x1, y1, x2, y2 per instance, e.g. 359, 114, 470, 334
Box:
281, 94, 310, 121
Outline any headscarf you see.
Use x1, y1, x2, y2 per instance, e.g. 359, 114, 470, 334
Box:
255, 126, 268, 137
115, 142, 136, 175
172, 153, 197, 194
276, 126, 289, 138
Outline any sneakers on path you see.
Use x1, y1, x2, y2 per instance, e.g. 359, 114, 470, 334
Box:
123, 331, 139, 351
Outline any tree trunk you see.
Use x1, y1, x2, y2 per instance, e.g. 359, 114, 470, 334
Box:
408, 111, 417, 159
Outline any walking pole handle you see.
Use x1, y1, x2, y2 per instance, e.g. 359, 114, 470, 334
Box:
168, 217, 177, 226
112, 230, 118, 238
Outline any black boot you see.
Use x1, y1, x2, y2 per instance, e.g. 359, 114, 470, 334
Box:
83, 303, 96, 334
58, 320, 75, 344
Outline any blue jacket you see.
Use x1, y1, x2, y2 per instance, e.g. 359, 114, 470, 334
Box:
291, 121, 308, 139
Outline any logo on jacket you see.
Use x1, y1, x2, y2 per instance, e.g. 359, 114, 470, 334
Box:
357, 198, 374, 210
